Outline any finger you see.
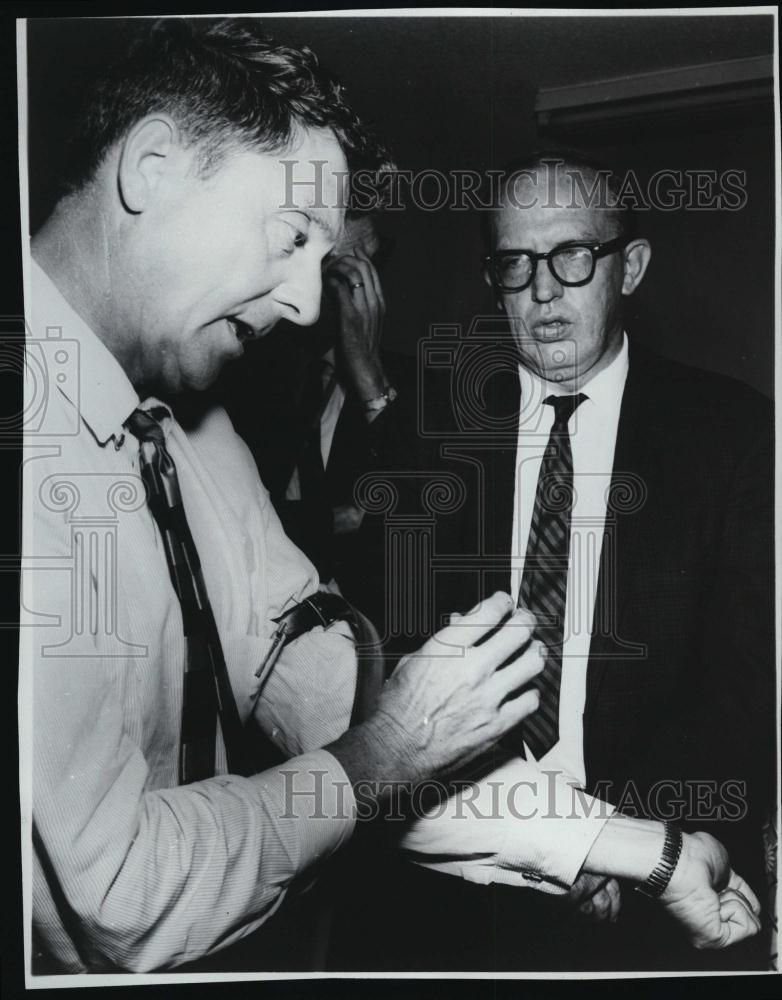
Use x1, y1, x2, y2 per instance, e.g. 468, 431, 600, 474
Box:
353, 246, 383, 298
587, 887, 613, 922
577, 897, 594, 919
436, 592, 515, 650
719, 887, 761, 928
327, 254, 376, 297
569, 873, 608, 902
580, 890, 602, 920
718, 896, 761, 946
727, 870, 761, 917
479, 611, 539, 670
488, 639, 545, 701
325, 270, 379, 329
355, 247, 386, 310
718, 891, 761, 945
326, 274, 363, 312
496, 687, 539, 729
325, 263, 367, 297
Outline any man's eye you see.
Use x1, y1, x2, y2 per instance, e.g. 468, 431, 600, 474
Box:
279, 221, 309, 256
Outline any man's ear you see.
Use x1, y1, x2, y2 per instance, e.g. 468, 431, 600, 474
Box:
483, 264, 505, 311
117, 115, 181, 214
621, 239, 652, 296
482, 264, 493, 291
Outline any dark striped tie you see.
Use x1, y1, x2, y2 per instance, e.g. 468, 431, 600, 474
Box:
125, 406, 248, 783
518, 392, 587, 760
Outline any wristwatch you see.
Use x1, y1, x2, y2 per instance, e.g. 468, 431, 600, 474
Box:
363, 385, 398, 413
634, 820, 684, 899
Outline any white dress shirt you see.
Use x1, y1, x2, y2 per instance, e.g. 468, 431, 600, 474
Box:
22, 261, 358, 972
512, 336, 629, 787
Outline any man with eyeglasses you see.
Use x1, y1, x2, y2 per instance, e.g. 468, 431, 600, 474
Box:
344, 153, 774, 972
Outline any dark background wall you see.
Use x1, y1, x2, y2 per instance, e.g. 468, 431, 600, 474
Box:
25, 14, 776, 397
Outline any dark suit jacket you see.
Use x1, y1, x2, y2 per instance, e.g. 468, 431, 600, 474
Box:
434, 339, 773, 862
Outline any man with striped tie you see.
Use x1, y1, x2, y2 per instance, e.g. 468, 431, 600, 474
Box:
363, 152, 774, 972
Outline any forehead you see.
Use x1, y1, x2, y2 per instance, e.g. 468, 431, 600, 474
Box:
494, 171, 616, 248
228, 126, 347, 242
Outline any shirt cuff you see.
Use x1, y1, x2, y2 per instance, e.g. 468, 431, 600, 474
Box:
250, 749, 356, 872
496, 771, 616, 893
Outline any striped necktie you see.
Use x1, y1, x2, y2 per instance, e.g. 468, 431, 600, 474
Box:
125, 405, 249, 783
517, 392, 587, 760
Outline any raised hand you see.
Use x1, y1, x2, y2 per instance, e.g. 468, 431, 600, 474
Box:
325, 246, 387, 408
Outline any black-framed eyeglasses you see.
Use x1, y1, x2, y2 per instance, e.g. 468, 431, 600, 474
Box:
484, 235, 628, 293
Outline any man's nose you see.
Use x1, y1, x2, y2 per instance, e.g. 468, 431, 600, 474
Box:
530, 261, 564, 304
276, 265, 323, 327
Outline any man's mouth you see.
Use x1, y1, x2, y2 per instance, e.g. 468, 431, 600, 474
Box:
227, 317, 258, 345
531, 319, 571, 341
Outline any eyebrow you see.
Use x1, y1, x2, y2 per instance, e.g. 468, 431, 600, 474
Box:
306, 208, 343, 245
497, 232, 604, 249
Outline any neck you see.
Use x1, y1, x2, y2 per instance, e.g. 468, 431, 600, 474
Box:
547, 328, 623, 392
32, 195, 143, 387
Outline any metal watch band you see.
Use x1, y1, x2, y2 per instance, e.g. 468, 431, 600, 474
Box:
363, 385, 398, 412
634, 820, 684, 899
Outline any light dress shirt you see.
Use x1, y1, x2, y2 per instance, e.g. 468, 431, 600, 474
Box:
513, 335, 629, 787
22, 260, 358, 972
399, 338, 629, 892
21, 258, 632, 971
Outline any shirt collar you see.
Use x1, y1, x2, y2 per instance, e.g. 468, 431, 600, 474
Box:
518, 332, 629, 415
30, 258, 140, 446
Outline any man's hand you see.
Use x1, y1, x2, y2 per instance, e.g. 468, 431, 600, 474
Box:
376, 592, 544, 779
566, 873, 622, 923
583, 815, 762, 949
659, 831, 762, 949
325, 247, 388, 411
327, 592, 545, 789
